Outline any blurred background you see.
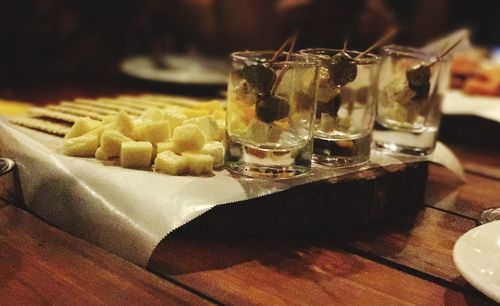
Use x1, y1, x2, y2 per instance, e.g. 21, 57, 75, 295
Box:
0, 0, 498, 85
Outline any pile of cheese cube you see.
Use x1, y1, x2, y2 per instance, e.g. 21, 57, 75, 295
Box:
62, 101, 226, 176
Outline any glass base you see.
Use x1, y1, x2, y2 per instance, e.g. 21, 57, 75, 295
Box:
312, 154, 368, 168
374, 141, 432, 157
372, 121, 437, 157
226, 162, 310, 179
312, 134, 370, 167
225, 140, 312, 179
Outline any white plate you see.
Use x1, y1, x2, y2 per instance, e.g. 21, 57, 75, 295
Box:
453, 220, 500, 302
442, 90, 500, 124
120, 54, 229, 86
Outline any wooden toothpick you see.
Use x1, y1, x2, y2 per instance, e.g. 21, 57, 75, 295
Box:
356, 27, 398, 59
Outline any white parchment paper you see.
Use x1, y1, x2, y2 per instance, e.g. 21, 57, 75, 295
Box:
0, 118, 461, 266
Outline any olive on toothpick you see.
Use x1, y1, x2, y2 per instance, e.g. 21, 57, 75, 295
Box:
406, 38, 462, 101
329, 52, 357, 87
329, 28, 398, 88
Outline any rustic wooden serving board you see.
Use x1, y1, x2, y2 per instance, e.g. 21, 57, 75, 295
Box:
177, 162, 428, 236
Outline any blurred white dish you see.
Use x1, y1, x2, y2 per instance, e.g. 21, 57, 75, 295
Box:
442, 90, 500, 124
121, 54, 229, 86
453, 220, 500, 303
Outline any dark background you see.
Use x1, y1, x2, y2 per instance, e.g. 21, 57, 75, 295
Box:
0, 0, 498, 85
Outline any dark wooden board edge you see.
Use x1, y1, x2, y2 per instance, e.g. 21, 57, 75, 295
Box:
176, 162, 428, 236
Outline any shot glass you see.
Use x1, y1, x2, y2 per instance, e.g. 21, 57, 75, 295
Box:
225, 51, 319, 179
300, 48, 380, 167
373, 45, 450, 156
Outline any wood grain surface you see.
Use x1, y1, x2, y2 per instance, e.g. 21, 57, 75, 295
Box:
151, 235, 488, 305
0, 205, 213, 306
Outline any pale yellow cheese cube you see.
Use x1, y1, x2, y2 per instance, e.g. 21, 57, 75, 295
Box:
133, 121, 170, 143
211, 109, 226, 120
216, 119, 226, 140
116, 110, 135, 137
154, 151, 189, 175
183, 115, 220, 141
120, 141, 153, 169
319, 113, 335, 133
172, 124, 206, 152
100, 130, 133, 157
162, 110, 188, 131
95, 147, 111, 160
182, 152, 214, 175
200, 141, 225, 168
84, 123, 116, 142
245, 120, 283, 143
140, 107, 164, 122
156, 141, 177, 154
182, 108, 210, 118
63, 134, 99, 157
65, 117, 100, 139
195, 100, 224, 113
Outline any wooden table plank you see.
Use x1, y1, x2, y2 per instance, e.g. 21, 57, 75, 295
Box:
0, 204, 214, 306
344, 207, 474, 286
149, 230, 490, 306
426, 165, 500, 219
449, 144, 500, 180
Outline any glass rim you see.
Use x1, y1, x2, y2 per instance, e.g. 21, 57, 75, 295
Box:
231, 50, 318, 67
299, 48, 380, 64
381, 44, 438, 61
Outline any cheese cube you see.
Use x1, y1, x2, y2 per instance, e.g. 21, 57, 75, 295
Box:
63, 134, 99, 157
172, 124, 206, 152
162, 110, 188, 131
216, 119, 226, 141
116, 110, 135, 137
154, 151, 189, 175
182, 153, 214, 175
245, 120, 283, 143
84, 123, 116, 142
120, 141, 153, 169
156, 141, 177, 154
319, 113, 335, 133
140, 107, 164, 122
133, 121, 170, 143
200, 141, 225, 168
195, 100, 224, 113
211, 109, 226, 120
183, 115, 220, 141
65, 117, 100, 139
100, 130, 133, 157
182, 108, 210, 118
95, 147, 111, 160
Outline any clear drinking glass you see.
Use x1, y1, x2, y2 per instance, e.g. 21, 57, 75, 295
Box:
300, 48, 380, 167
225, 51, 319, 178
373, 45, 450, 156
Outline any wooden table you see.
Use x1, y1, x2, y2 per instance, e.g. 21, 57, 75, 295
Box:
1, 87, 499, 305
